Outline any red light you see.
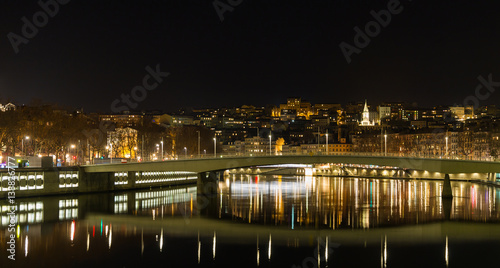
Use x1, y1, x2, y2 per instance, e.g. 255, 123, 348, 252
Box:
255, 176, 259, 183
92, 225, 95, 237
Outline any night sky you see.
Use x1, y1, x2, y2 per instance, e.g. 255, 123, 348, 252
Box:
1, 0, 500, 112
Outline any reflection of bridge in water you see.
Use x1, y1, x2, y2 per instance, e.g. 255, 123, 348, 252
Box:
4, 176, 499, 230
3, 178, 500, 267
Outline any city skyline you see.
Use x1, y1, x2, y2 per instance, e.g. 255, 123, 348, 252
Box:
0, 96, 491, 115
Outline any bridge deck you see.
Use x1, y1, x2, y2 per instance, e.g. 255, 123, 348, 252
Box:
82, 155, 500, 174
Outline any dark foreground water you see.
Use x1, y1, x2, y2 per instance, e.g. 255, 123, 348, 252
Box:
2, 175, 500, 267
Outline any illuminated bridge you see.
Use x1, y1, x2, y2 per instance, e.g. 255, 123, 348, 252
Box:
2, 154, 500, 198
83, 154, 500, 174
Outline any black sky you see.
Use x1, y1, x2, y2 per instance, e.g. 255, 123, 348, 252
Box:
1, 0, 500, 112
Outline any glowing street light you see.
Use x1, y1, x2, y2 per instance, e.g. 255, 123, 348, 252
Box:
269, 134, 272, 156
184, 147, 187, 158
70, 144, 76, 165
384, 132, 387, 156
326, 130, 329, 155
22, 136, 30, 156
213, 137, 216, 158
156, 143, 159, 161
160, 139, 164, 161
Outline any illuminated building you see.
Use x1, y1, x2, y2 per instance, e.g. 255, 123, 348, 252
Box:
0, 102, 16, 111
450, 106, 475, 121
378, 106, 391, 121
359, 100, 375, 126
107, 127, 138, 158
275, 98, 314, 120
99, 114, 143, 128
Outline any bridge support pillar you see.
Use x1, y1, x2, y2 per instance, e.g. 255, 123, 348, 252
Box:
442, 174, 453, 199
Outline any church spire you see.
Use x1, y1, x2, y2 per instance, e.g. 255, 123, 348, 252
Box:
360, 99, 374, 126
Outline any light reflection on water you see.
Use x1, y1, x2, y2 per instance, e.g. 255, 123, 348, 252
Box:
221, 175, 500, 228
1, 175, 500, 267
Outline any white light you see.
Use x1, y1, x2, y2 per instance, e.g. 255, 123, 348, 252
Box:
445, 236, 449, 267
213, 231, 216, 260
25, 235, 28, 257
70, 221, 75, 242
325, 237, 328, 262
109, 225, 112, 249
198, 236, 201, 264
160, 228, 163, 252
268, 234, 272, 260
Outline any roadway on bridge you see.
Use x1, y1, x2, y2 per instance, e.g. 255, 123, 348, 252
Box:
82, 154, 500, 174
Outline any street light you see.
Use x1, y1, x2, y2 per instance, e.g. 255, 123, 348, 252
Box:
445, 136, 449, 158
156, 143, 159, 161
269, 134, 272, 156
326, 130, 329, 155
197, 131, 201, 158
71, 144, 75, 165
213, 137, 216, 158
184, 147, 187, 158
22, 136, 30, 156
160, 139, 164, 161
384, 132, 387, 156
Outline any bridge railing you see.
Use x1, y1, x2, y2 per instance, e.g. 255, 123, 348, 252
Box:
149, 151, 495, 162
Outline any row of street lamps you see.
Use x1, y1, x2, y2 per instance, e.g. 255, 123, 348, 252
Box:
382, 131, 450, 157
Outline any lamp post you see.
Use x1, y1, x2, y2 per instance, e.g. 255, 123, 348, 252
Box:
326, 130, 329, 155
184, 147, 187, 158
445, 136, 449, 158
22, 136, 30, 156
384, 132, 387, 156
26, 136, 30, 156
317, 127, 320, 153
161, 139, 164, 161
156, 144, 159, 161
71, 144, 75, 165
213, 137, 217, 158
197, 131, 201, 158
110, 143, 113, 163
269, 134, 272, 156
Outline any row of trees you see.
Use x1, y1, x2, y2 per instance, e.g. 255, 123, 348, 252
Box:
0, 105, 217, 164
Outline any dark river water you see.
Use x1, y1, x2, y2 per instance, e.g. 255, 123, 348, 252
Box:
2, 174, 500, 267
